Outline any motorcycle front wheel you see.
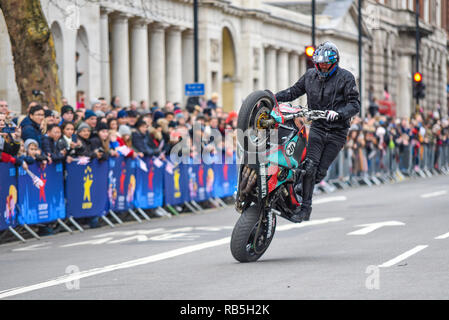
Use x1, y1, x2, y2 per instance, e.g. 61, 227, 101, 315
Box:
230, 205, 276, 263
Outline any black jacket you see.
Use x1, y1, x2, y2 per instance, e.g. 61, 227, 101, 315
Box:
89, 136, 109, 161
132, 131, 158, 157
275, 67, 360, 131
73, 136, 96, 159
20, 116, 44, 147
41, 136, 66, 162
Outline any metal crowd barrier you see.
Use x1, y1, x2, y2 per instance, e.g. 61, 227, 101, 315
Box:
323, 143, 449, 191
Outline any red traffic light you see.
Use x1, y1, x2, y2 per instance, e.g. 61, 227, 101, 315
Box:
305, 46, 315, 57
413, 72, 422, 83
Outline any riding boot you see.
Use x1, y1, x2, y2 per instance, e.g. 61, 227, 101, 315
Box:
290, 173, 314, 222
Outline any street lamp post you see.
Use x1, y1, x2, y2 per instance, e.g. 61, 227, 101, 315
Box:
358, 0, 363, 119
312, 0, 316, 47
194, 0, 199, 83
415, 0, 420, 109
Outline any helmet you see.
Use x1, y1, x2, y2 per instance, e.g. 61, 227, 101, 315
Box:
312, 41, 340, 79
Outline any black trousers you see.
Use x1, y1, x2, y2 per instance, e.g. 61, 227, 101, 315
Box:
300, 126, 348, 208
306, 126, 348, 183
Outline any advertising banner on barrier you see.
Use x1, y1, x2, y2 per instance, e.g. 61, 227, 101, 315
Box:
213, 157, 238, 198
164, 161, 190, 206
108, 156, 136, 211
17, 163, 66, 225
66, 159, 108, 218
134, 157, 164, 209
0, 163, 18, 230
188, 163, 216, 202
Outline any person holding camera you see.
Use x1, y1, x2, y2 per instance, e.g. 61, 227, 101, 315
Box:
21, 105, 45, 148
56, 122, 80, 164
0, 111, 28, 170
89, 122, 110, 161
73, 122, 104, 160
41, 124, 66, 164
18, 139, 49, 168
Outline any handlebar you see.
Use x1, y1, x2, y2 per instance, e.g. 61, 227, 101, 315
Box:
260, 105, 335, 128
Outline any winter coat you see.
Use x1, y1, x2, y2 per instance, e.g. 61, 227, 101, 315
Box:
275, 67, 360, 131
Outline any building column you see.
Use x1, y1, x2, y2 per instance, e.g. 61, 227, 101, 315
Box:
99, 8, 112, 102
182, 29, 194, 88
149, 23, 167, 106
397, 54, 412, 118
288, 52, 300, 104
288, 52, 299, 85
277, 49, 289, 91
130, 18, 150, 104
110, 13, 131, 107
166, 26, 183, 104
265, 46, 277, 93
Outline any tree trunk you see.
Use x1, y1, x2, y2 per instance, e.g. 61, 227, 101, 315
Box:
0, 0, 62, 113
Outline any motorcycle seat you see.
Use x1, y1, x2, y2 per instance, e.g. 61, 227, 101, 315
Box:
278, 103, 302, 115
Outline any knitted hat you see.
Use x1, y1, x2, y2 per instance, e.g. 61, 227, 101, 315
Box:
24, 139, 39, 150
95, 110, 105, 118
117, 109, 128, 119
127, 110, 138, 118
77, 122, 91, 133
118, 125, 132, 137
84, 109, 97, 120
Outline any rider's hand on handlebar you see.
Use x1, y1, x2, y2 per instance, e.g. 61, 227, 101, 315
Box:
325, 110, 340, 122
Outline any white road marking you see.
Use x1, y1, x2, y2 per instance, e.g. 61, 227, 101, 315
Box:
378, 245, 428, 268
0, 217, 343, 299
60, 237, 113, 248
347, 221, 405, 236
277, 217, 344, 231
435, 232, 449, 240
313, 196, 347, 205
0, 237, 231, 300
12, 243, 52, 252
421, 190, 447, 198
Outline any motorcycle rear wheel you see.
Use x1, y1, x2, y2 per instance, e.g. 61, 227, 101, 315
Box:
237, 90, 275, 153
230, 205, 276, 263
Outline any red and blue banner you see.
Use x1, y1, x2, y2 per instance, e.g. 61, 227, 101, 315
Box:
17, 163, 66, 225
213, 160, 238, 198
134, 157, 164, 209
164, 161, 190, 206
66, 159, 108, 218
188, 163, 215, 202
1, 154, 239, 229
0, 163, 18, 230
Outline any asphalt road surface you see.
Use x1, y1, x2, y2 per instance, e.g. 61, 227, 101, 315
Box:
1, 175, 448, 300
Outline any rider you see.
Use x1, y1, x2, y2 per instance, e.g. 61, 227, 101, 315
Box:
274, 41, 360, 222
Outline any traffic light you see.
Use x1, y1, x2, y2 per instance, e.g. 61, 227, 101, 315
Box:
413, 72, 426, 99
305, 46, 315, 70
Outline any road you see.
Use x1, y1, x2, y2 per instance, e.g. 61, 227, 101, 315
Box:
0, 174, 448, 300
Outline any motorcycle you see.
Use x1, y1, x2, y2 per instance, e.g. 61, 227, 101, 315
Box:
230, 90, 329, 263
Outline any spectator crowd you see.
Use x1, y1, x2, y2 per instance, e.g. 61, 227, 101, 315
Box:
1, 93, 448, 180
0, 94, 239, 172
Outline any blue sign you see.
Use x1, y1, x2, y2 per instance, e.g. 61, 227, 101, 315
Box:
185, 83, 205, 96
134, 157, 164, 209
164, 161, 190, 206
0, 163, 18, 230
108, 156, 136, 211
18, 163, 66, 226
213, 154, 238, 198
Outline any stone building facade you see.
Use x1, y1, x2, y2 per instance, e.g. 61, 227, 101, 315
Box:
362, 0, 448, 117
1, 0, 446, 117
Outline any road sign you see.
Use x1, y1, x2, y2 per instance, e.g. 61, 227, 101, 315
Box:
185, 83, 205, 96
